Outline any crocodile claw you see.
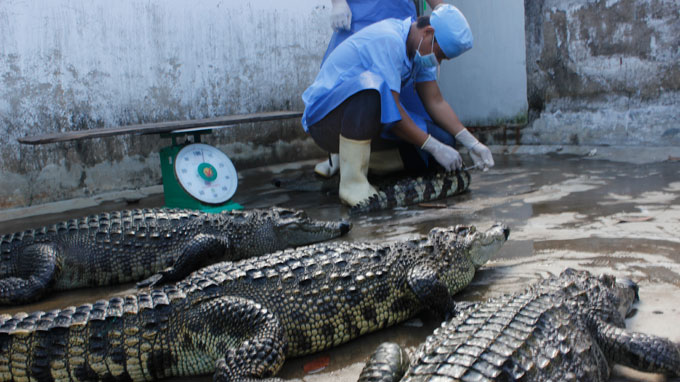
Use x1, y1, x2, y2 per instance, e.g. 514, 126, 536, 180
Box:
136, 273, 163, 289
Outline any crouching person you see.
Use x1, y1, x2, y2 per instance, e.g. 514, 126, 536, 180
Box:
301, 4, 493, 207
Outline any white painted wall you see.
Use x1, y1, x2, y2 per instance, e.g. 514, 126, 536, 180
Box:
0, 0, 333, 208
0, 0, 329, 132
436, 0, 528, 125
0, 0, 528, 208
1, 0, 526, 145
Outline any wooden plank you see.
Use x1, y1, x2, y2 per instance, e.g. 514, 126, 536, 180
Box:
18, 110, 303, 145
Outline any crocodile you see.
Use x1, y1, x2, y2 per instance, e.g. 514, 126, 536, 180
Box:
272, 170, 470, 215
0, 207, 351, 305
349, 170, 470, 215
0, 222, 509, 381
358, 268, 680, 382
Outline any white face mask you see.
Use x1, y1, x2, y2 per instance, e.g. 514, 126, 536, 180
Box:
414, 36, 438, 69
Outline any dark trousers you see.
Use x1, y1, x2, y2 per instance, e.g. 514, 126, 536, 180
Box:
308, 90, 456, 170
308, 90, 395, 153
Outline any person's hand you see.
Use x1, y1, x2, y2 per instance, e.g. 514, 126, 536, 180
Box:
455, 129, 494, 170
330, 0, 352, 31
421, 134, 463, 171
469, 142, 494, 170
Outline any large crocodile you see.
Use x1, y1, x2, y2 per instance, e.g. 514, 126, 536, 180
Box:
0, 222, 509, 381
0, 207, 351, 305
358, 268, 680, 382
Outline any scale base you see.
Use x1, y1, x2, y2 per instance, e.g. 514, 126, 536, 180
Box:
160, 144, 243, 213
164, 197, 243, 213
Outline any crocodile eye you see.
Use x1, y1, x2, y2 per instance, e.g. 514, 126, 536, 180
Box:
276, 208, 300, 219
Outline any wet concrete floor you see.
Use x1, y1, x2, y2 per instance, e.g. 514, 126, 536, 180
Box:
1, 153, 679, 381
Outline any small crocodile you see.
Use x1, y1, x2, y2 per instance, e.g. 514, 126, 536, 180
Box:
0, 223, 509, 381
273, 170, 470, 215
350, 170, 470, 215
0, 207, 350, 305
358, 268, 680, 382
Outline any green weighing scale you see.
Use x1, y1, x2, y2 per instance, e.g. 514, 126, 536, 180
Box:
160, 130, 242, 213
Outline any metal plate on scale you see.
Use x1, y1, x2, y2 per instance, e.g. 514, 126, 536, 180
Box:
174, 143, 238, 205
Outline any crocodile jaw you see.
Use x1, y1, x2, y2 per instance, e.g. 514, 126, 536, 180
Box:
616, 279, 638, 319
596, 273, 638, 320
278, 219, 352, 247
469, 223, 510, 268
266, 207, 352, 247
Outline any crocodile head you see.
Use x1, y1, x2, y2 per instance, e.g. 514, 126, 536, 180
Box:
266, 207, 352, 247
428, 223, 510, 269
557, 268, 638, 325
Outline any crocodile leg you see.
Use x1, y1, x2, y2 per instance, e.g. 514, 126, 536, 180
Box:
137, 234, 230, 288
357, 342, 409, 382
0, 243, 59, 305
206, 296, 288, 382
596, 319, 680, 376
407, 262, 457, 319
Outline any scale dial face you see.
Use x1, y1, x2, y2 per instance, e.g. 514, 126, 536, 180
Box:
174, 143, 237, 205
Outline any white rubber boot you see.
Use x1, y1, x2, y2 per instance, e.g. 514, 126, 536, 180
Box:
314, 153, 339, 177
369, 148, 404, 175
338, 135, 378, 206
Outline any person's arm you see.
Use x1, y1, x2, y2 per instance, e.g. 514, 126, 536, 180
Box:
390, 91, 463, 171
390, 91, 429, 146
417, 81, 495, 169
416, 80, 465, 135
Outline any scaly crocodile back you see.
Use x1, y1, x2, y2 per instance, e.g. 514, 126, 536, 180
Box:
0, 206, 350, 305
409, 276, 607, 381
0, 224, 506, 381
0, 208, 204, 286
350, 170, 470, 215
0, 287, 207, 381
368, 269, 680, 382
0, 240, 431, 381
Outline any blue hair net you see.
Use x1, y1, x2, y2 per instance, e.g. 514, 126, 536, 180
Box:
430, 4, 473, 59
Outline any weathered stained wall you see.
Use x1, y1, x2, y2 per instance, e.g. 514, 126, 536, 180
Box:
523, 0, 680, 146
0, 0, 330, 208
2, 0, 678, 210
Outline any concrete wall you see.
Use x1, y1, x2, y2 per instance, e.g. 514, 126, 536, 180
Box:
438, 0, 528, 126
523, 0, 680, 146
1, 0, 678, 210
0, 0, 331, 209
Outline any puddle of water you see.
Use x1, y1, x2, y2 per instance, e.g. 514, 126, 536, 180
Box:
1, 154, 679, 381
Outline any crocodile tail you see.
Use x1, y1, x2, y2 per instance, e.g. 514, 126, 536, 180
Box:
358, 342, 410, 382
349, 170, 471, 215
0, 287, 184, 381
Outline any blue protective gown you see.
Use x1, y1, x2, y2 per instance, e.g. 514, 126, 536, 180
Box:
302, 18, 436, 141
311, 0, 451, 167
322, 0, 417, 64
321, 0, 432, 131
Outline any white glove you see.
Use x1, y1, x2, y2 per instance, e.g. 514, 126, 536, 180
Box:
330, 0, 352, 31
455, 129, 495, 170
421, 135, 463, 171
